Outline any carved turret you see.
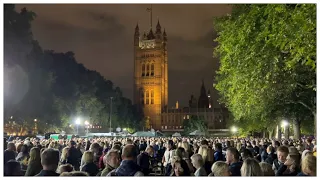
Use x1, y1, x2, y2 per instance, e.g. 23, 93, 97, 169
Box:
147, 28, 155, 40
134, 23, 140, 46
163, 28, 167, 42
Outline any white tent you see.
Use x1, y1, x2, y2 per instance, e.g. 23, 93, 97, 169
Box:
189, 130, 205, 136
172, 132, 181, 137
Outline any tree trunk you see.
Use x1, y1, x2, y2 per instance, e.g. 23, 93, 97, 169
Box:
293, 118, 301, 140
277, 125, 281, 140
268, 129, 274, 139
262, 130, 266, 138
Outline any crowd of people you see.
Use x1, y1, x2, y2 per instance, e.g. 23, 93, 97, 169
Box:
3, 136, 317, 176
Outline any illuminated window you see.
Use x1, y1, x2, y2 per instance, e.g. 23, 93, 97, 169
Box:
187, 115, 190, 119
183, 116, 186, 119
142, 64, 145, 76
146, 90, 149, 104
146, 64, 150, 76
151, 64, 154, 76
180, 126, 182, 128
165, 126, 167, 129
151, 90, 154, 104
161, 126, 163, 129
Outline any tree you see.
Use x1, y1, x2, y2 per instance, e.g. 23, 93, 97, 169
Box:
4, 5, 143, 134
214, 4, 316, 138
183, 115, 208, 135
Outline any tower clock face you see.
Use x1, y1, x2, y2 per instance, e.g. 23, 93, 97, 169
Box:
139, 40, 155, 49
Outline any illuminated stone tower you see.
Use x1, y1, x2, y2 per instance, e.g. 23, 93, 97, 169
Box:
133, 20, 168, 130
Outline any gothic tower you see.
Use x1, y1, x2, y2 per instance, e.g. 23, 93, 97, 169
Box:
133, 20, 168, 130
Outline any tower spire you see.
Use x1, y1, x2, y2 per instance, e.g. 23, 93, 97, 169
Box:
146, 5, 153, 29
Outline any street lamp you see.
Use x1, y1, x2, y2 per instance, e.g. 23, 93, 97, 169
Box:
34, 119, 38, 134
84, 120, 89, 135
75, 118, 81, 135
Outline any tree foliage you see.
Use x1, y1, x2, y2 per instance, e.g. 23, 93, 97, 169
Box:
4, 5, 143, 134
214, 4, 316, 138
183, 115, 208, 135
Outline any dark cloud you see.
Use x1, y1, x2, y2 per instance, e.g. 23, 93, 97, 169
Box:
15, 4, 232, 107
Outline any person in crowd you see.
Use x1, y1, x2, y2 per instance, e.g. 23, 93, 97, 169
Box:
4, 160, 24, 176
170, 156, 190, 176
209, 161, 230, 176
59, 147, 70, 165
36, 148, 60, 176
275, 153, 300, 176
265, 145, 275, 165
272, 145, 289, 173
25, 147, 42, 176
190, 153, 207, 176
137, 145, 154, 176
4, 142, 17, 165
241, 148, 253, 161
16, 144, 30, 171
67, 140, 82, 171
162, 140, 174, 176
80, 151, 99, 176
241, 158, 262, 176
297, 154, 316, 176
107, 144, 144, 176
259, 162, 275, 176
198, 145, 212, 174
89, 142, 101, 167
213, 143, 224, 162
57, 164, 74, 174
226, 147, 242, 176
99, 149, 120, 176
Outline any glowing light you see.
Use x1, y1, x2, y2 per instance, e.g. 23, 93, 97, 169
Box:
76, 118, 81, 125
84, 121, 89, 126
34, 119, 37, 122
282, 120, 289, 127
231, 126, 238, 133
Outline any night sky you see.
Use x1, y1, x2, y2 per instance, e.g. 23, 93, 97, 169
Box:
16, 4, 232, 107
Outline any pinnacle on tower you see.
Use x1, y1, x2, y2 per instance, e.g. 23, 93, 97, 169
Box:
163, 28, 167, 41
135, 23, 139, 36
147, 28, 155, 40
156, 18, 161, 34
143, 31, 147, 40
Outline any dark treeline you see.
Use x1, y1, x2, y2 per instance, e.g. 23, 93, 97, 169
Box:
4, 5, 143, 134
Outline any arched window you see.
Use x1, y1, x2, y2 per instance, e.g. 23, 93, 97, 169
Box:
142, 64, 145, 76
151, 64, 154, 76
146, 90, 149, 104
146, 64, 150, 76
151, 90, 154, 104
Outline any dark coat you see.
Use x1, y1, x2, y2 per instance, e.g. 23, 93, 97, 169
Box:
35, 170, 59, 176
81, 162, 99, 176
229, 161, 242, 176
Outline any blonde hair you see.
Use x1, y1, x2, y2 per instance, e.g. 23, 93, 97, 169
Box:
191, 154, 204, 167
301, 154, 316, 176
198, 146, 208, 162
181, 141, 190, 152
29, 147, 41, 165
211, 161, 229, 176
259, 162, 274, 176
241, 158, 262, 176
82, 151, 94, 164
61, 147, 70, 161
